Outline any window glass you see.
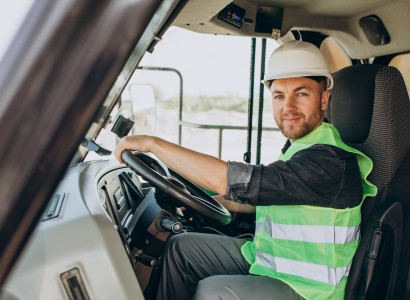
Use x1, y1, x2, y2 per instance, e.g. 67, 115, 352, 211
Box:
126, 27, 283, 163
136, 27, 252, 161
0, 1, 34, 62
92, 26, 285, 164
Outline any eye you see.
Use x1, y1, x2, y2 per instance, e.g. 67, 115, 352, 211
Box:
273, 95, 284, 101
297, 92, 308, 97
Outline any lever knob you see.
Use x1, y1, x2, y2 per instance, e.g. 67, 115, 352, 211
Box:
157, 217, 183, 234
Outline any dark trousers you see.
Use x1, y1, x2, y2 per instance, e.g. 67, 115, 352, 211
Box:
156, 232, 304, 300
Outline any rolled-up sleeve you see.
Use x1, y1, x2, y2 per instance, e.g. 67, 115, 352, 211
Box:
224, 161, 255, 203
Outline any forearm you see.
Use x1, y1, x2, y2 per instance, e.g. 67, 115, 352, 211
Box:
150, 137, 228, 194
115, 136, 228, 195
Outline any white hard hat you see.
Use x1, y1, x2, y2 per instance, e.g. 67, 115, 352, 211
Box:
263, 40, 334, 90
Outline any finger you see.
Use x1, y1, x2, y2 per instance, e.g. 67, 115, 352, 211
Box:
114, 146, 124, 164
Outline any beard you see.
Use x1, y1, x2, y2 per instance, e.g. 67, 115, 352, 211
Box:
275, 111, 321, 140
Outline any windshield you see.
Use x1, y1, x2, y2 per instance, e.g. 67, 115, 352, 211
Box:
85, 27, 284, 164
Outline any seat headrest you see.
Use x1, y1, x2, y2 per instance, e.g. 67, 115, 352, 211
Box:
320, 37, 352, 73
329, 64, 410, 192
329, 64, 383, 143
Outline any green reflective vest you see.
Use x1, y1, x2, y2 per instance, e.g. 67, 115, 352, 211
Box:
241, 122, 377, 300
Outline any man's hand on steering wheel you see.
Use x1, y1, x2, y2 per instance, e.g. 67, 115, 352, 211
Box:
120, 150, 231, 225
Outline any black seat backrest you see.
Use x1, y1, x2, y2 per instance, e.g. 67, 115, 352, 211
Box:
327, 64, 410, 299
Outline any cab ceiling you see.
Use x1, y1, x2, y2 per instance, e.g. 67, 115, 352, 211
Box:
172, 0, 410, 59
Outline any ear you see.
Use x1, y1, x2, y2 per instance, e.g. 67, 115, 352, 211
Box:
321, 90, 331, 110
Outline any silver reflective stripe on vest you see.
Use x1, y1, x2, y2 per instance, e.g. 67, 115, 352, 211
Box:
256, 251, 350, 286
268, 222, 360, 244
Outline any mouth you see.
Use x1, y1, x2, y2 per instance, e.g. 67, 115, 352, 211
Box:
282, 116, 301, 124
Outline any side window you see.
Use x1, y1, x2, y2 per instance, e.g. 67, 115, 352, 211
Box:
0, 1, 34, 60
260, 41, 286, 163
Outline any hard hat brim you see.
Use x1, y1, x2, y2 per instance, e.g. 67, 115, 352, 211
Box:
262, 71, 334, 90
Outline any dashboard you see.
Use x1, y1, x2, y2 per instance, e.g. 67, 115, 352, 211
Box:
1, 159, 173, 300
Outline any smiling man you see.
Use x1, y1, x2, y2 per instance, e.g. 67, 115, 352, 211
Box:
114, 41, 377, 300
272, 77, 328, 140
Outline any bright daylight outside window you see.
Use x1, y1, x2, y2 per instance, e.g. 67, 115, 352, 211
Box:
0, 2, 34, 63
95, 26, 285, 164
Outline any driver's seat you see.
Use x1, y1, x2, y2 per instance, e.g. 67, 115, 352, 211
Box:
327, 64, 410, 299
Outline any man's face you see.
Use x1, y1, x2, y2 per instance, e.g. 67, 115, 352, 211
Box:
271, 77, 330, 141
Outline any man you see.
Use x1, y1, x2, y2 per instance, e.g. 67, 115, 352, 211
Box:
114, 41, 377, 300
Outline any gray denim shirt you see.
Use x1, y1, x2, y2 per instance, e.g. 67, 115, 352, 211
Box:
224, 143, 362, 209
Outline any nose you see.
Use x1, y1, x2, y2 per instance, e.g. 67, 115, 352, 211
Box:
282, 96, 297, 112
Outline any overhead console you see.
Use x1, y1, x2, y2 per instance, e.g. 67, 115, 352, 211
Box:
217, 3, 247, 29
216, 1, 284, 38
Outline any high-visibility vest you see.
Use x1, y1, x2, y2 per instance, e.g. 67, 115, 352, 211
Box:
241, 122, 377, 300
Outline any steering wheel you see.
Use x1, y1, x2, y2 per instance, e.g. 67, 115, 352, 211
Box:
121, 150, 232, 225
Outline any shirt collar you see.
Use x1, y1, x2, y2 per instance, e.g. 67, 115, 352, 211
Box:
281, 139, 292, 154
